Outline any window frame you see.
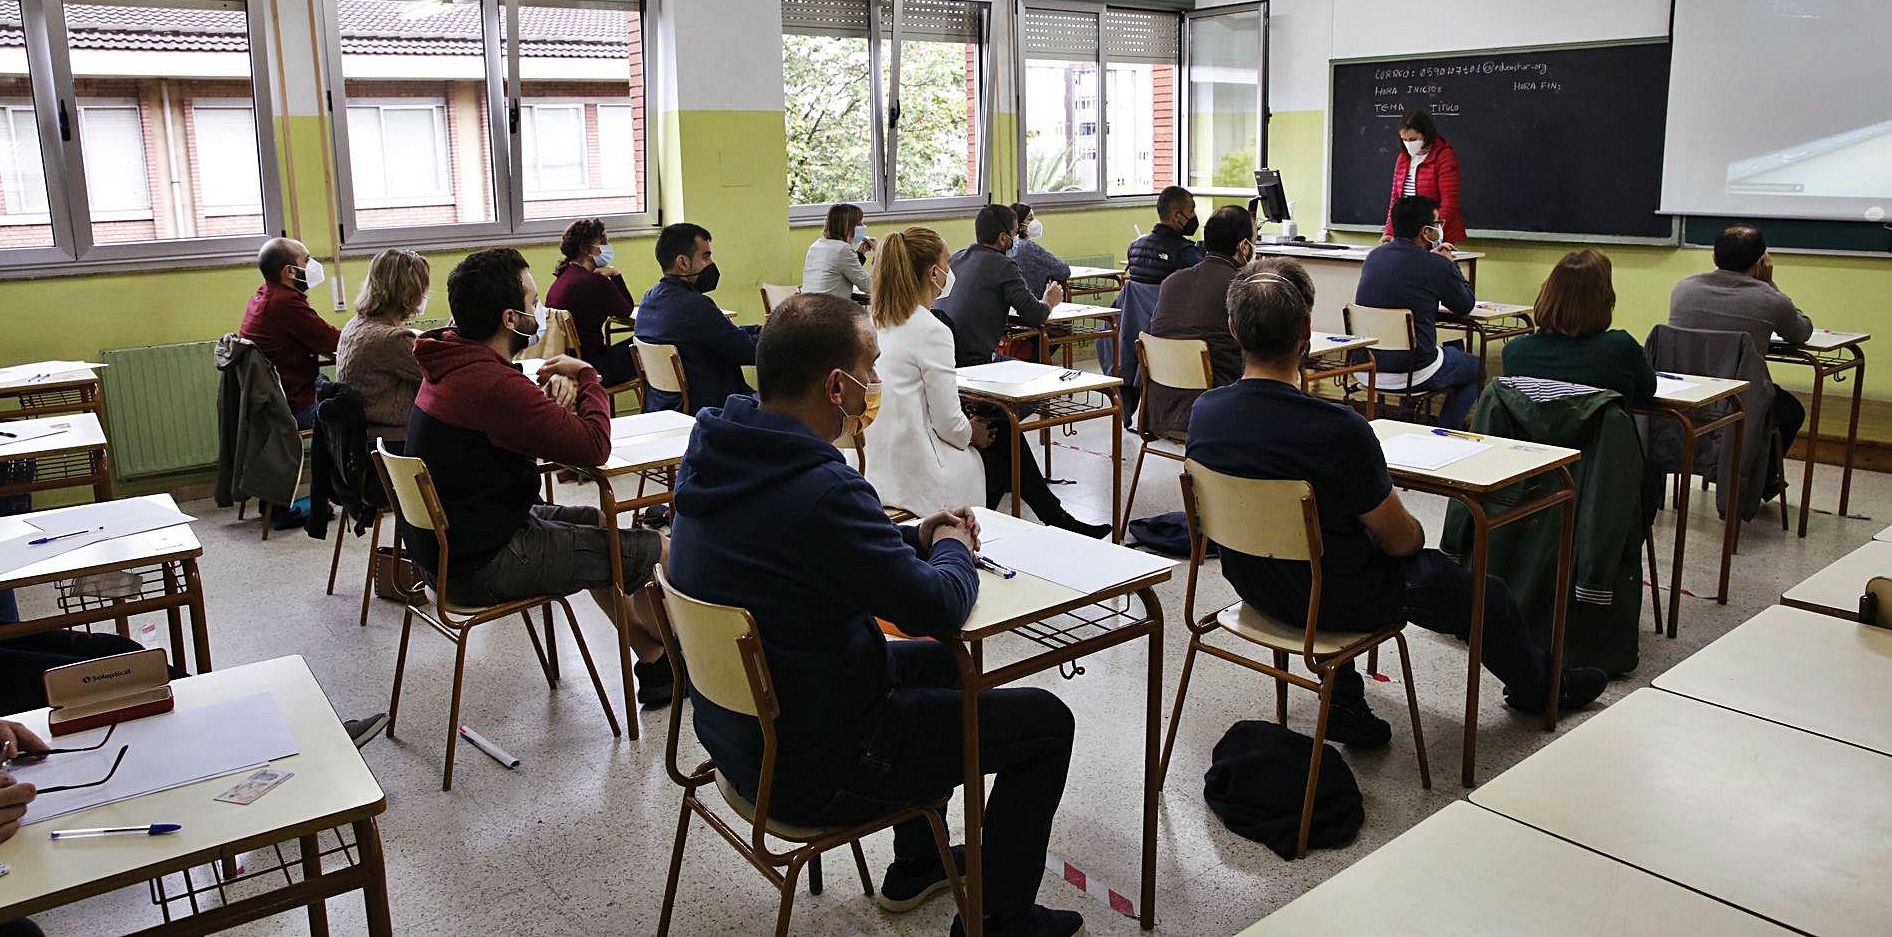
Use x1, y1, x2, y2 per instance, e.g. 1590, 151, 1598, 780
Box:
190, 98, 267, 217
0, 0, 285, 273
343, 99, 455, 209
1180, 0, 1269, 198
1015, 0, 1180, 209
784, 0, 995, 224
323, 0, 656, 250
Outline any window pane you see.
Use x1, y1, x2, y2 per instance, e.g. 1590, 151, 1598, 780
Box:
783, 33, 875, 206
0, 96, 55, 249
1186, 11, 1260, 190
1105, 63, 1174, 196
515, 1, 644, 221
193, 105, 264, 216
338, 0, 495, 229
65, 1, 268, 244
1022, 10, 1098, 195
891, 38, 979, 201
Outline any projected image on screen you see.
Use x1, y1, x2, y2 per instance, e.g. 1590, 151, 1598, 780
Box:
1662, 0, 1892, 221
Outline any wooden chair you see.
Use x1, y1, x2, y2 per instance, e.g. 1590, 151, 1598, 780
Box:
373, 442, 621, 790
1160, 460, 1430, 856
760, 283, 799, 318
1343, 304, 1448, 424
535, 306, 642, 415
647, 567, 965, 937
320, 467, 411, 628
1127, 334, 1212, 519
634, 339, 690, 415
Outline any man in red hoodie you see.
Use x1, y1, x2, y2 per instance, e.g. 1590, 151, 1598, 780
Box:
404, 248, 673, 706
239, 237, 340, 428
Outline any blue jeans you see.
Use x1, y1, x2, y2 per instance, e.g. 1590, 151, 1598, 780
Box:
787, 640, 1075, 918
1408, 345, 1481, 429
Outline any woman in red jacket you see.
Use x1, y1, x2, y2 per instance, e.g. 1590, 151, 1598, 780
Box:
1381, 109, 1466, 248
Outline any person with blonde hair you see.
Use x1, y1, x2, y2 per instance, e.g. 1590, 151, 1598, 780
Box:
337, 247, 430, 449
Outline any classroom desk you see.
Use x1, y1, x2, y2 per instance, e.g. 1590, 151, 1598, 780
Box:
0, 493, 209, 673
1767, 329, 1869, 537
1252, 243, 1482, 333
1471, 689, 1892, 937
1876, 523, 1892, 542
1009, 302, 1121, 372
957, 362, 1125, 541
0, 412, 112, 504
1237, 801, 1791, 937
1372, 419, 1580, 786
0, 656, 393, 936
1639, 373, 1748, 635
1062, 265, 1126, 299
0, 367, 102, 419
1779, 538, 1892, 621
948, 508, 1172, 935
1302, 331, 1378, 416
1436, 301, 1534, 383
1654, 604, 1892, 756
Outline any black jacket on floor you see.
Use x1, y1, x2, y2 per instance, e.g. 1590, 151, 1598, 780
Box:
1203, 720, 1364, 860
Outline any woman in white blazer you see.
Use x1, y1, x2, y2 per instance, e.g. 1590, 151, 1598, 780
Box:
802, 203, 874, 299
863, 227, 985, 515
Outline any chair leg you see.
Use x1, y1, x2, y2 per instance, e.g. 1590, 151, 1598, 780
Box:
358, 513, 383, 628
808, 853, 823, 896
655, 798, 695, 937
1124, 443, 1150, 520
238, 499, 247, 520
1297, 679, 1336, 858
775, 855, 806, 937
1393, 634, 1431, 790
559, 598, 623, 737
850, 839, 874, 897
924, 808, 970, 919
442, 631, 472, 791
1273, 650, 1290, 726
1645, 525, 1664, 636
260, 501, 272, 541
522, 610, 557, 689
1366, 646, 1379, 678
543, 603, 560, 683
386, 608, 416, 740
326, 507, 347, 595
1157, 637, 1203, 787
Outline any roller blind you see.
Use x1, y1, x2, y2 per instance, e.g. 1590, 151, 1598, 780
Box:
1021, 8, 1097, 62
781, 0, 870, 37
783, 0, 985, 42
1104, 8, 1178, 64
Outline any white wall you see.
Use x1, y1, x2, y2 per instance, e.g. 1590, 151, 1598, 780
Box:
1327, 0, 1670, 59
658, 0, 784, 111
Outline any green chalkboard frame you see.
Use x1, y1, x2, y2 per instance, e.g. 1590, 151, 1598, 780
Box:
1680, 216, 1892, 257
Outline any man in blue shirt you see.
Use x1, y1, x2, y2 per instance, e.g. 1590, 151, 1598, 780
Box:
1187, 259, 1606, 746
1355, 195, 1480, 427
635, 223, 760, 414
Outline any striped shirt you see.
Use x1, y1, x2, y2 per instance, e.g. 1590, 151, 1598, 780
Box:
1402, 152, 1427, 196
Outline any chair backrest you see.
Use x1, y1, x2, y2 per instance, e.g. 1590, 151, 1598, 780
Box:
373, 441, 442, 533
635, 339, 687, 395
1344, 304, 1415, 352
760, 283, 799, 317
1138, 334, 1214, 392
1180, 460, 1326, 652
520, 307, 578, 360
651, 565, 769, 719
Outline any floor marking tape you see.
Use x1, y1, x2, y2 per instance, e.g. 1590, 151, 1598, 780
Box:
1044, 852, 1138, 920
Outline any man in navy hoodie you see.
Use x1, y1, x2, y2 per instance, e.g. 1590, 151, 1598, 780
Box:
405, 247, 674, 707
669, 293, 1083, 937
635, 222, 761, 414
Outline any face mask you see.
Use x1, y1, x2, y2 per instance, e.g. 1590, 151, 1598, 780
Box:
1005, 239, 1021, 258
851, 224, 869, 247
1404, 138, 1425, 157
291, 258, 325, 293
688, 261, 720, 294
416, 295, 430, 318
1026, 219, 1044, 239
1423, 225, 1442, 250
836, 370, 882, 439
934, 266, 956, 301
1179, 215, 1200, 238
505, 307, 536, 357
595, 243, 615, 267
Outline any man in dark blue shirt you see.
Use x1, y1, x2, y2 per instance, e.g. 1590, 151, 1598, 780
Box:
1355, 195, 1480, 428
1186, 259, 1606, 745
635, 223, 761, 414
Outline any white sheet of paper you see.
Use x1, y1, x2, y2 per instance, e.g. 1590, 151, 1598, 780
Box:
611, 410, 694, 439
0, 362, 105, 384
611, 431, 690, 468
0, 423, 71, 448
0, 499, 196, 577
1380, 432, 1492, 471
1654, 375, 1702, 397
977, 526, 1170, 594
959, 360, 1054, 384
12, 693, 300, 824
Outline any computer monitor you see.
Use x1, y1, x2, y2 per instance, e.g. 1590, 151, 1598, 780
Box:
1251, 169, 1290, 224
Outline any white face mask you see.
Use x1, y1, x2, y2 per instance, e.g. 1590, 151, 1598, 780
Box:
293, 258, 326, 292
1026, 219, 1044, 239
934, 266, 956, 301
851, 224, 869, 246
416, 295, 430, 318
1403, 138, 1425, 157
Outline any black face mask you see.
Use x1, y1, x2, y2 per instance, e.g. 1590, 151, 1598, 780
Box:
506, 312, 533, 357
1179, 215, 1200, 238
689, 261, 721, 294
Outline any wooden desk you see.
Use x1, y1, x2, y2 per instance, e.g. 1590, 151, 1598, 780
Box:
1062, 265, 1126, 299
0, 367, 102, 420
1372, 419, 1580, 785
949, 508, 1172, 935
0, 656, 392, 935
1654, 604, 1892, 756
1239, 801, 1791, 937
1779, 539, 1892, 621
1472, 689, 1892, 937
1252, 244, 1482, 333
1639, 372, 1748, 635
1437, 301, 1534, 383
0, 493, 209, 673
1010, 302, 1121, 373
1767, 329, 1869, 537
0, 413, 113, 505
1303, 331, 1378, 416
957, 362, 1125, 541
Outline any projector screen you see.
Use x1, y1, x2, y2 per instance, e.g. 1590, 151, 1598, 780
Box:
1661, 0, 1892, 223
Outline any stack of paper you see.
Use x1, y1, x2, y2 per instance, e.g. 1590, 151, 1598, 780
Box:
959, 360, 1055, 385
1381, 432, 1491, 471
978, 526, 1172, 594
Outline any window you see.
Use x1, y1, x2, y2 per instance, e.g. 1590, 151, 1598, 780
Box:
1184, 6, 1262, 192
1020, 4, 1177, 202
325, 0, 650, 244
782, 0, 989, 216
0, 0, 279, 266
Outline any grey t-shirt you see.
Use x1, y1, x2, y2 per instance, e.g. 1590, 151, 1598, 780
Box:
1668, 269, 1813, 353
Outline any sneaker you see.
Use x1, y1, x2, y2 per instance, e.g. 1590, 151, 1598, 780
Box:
875, 845, 963, 913
633, 657, 675, 709
1321, 699, 1392, 749
951, 905, 1086, 937
1505, 667, 1609, 714
343, 712, 389, 749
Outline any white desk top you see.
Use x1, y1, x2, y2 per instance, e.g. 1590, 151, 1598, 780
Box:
600, 411, 696, 475
0, 366, 99, 394
954, 508, 1171, 640
0, 656, 383, 918
1255, 243, 1485, 263
1042, 302, 1120, 323
1874, 523, 1892, 542
0, 494, 200, 589
1065, 265, 1125, 280
1654, 604, 1892, 756
1456, 301, 1532, 321
1240, 801, 1791, 937
1779, 539, 1892, 621
1307, 331, 1377, 356
1471, 689, 1892, 937
1651, 372, 1749, 408
1773, 329, 1869, 351
957, 360, 1121, 404
1371, 420, 1579, 493
0, 413, 106, 458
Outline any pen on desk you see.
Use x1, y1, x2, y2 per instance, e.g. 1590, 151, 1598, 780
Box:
1324, 335, 1350, 342
976, 555, 1018, 579
459, 725, 521, 769
51, 824, 182, 840
29, 526, 102, 546
0, 429, 15, 438
1058, 370, 1080, 381
1431, 428, 1483, 441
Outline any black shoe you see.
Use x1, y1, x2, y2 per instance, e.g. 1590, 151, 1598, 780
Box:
951, 905, 1086, 937
1321, 699, 1392, 749
633, 657, 675, 709
641, 504, 672, 529
343, 713, 388, 749
1050, 514, 1113, 539
875, 845, 963, 913
1505, 667, 1609, 713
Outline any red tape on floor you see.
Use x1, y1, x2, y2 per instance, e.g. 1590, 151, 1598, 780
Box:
1045, 852, 1138, 920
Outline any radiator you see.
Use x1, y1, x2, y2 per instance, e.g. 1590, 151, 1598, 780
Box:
100, 341, 221, 478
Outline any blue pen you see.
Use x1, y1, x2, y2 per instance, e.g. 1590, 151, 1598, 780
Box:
1324, 335, 1350, 342
976, 555, 1018, 579
51, 824, 182, 840
1432, 428, 1481, 441
28, 526, 101, 546
1656, 372, 1682, 380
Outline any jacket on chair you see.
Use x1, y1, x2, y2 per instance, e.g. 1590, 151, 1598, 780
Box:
214, 334, 301, 508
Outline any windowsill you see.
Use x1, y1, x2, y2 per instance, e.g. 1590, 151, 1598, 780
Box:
356, 198, 455, 210
0, 244, 262, 281
1020, 193, 1161, 211
338, 220, 662, 257
525, 189, 636, 202
203, 207, 265, 218
0, 214, 52, 227
787, 195, 1160, 228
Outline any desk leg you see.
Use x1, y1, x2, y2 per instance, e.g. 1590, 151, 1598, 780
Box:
1461, 505, 1490, 788
1112, 389, 1124, 543
1798, 368, 1824, 538
1718, 408, 1744, 607
1543, 468, 1574, 731
184, 557, 212, 673
953, 641, 987, 937
162, 564, 187, 672
93, 448, 113, 502
1139, 588, 1162, 930
300, 833, 330, 937
355, 818, 395, 937
1839, 350, 1864, 518
1667, 412, 1696, 633
1005, 406, 1024, 519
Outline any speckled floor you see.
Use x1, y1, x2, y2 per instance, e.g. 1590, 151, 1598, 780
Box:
18, 415, 1885, 936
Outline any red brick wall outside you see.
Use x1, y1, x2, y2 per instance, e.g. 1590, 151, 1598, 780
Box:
1152, 64, 1175, 189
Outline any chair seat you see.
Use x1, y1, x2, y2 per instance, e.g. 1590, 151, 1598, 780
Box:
714, 773, 837, 843
1214, 602, 1394, 658
438, 594, 558, 620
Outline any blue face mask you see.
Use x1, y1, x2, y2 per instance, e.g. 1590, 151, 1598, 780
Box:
595, 243, 615, 267
850, 224, 869, 247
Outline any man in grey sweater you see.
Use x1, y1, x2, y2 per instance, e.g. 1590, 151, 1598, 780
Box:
940, 204, 1064, 367
1668, 224, 1812, 455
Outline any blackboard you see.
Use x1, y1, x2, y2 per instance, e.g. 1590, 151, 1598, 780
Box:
1684, 216, 1892, 256
1329, 42, 1673, 240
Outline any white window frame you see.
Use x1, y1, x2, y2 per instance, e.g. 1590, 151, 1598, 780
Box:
322, 0, 656, 250
190, 98, 266, 216
344, 99, 455, 210
1181, 1, 1269, 198
0, 101, 52, 225
1015, 1, 1180, 208
76, 99, 153, 222
0, 0, 284, 274
784, 0, 995, 223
